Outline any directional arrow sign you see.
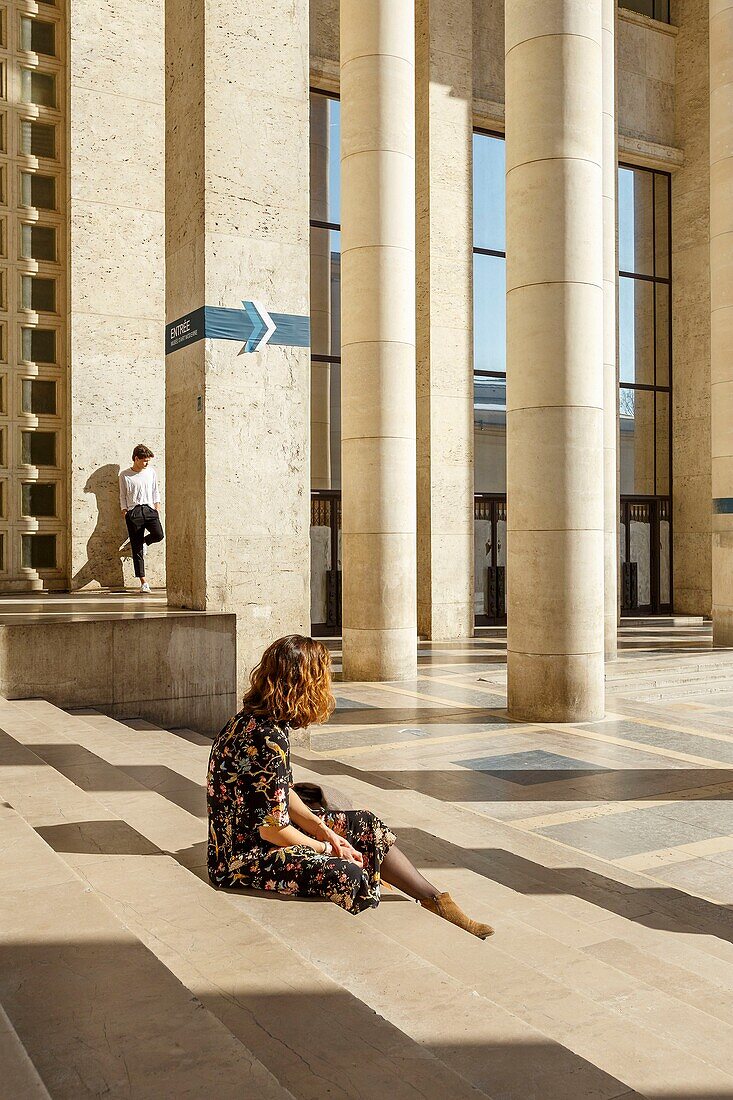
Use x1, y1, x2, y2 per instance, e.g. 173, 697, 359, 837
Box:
165, 301, 310, 355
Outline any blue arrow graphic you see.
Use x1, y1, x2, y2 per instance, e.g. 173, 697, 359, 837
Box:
166, 301, 310, 355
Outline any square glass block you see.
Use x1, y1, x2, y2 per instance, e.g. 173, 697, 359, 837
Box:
473, 252, 506, 374
21, 17, 56, 56
656, 390, 670, 495
22, 481, 56, 517
22, 326, 56, 363
22, 378, 56, 414
21, 120, 55, 159
309, 226, 341, 356
655, 282, 670, 387
21, 69, 56, 109
22, 275, 56, 312
618, 166, 654, 276
474, 374, 507, 495
473, 131, 506, 252
309, 92, 342, 225
21, 429, 56, 466
619, 387, 655, 495
619, 276, 655, 385
654, 173, 670, 279
22, 532, 56, 569
21, 172, 56, 210
21, 224, 56, 261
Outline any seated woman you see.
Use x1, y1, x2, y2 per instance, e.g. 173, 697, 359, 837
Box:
206, 635, 493, 939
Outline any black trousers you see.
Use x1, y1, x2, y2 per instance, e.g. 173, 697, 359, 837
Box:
125, 504, 164, 578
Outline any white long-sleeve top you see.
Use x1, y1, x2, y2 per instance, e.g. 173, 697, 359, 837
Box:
119, 466, 161, 511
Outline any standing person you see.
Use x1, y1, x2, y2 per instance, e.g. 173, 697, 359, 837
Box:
119, 444, 164, 594
207, 634, 494, 938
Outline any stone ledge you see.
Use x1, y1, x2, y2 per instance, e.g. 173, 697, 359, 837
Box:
619, 133, 684, 170
0, 612, 236, 735
618, 7, 679, 36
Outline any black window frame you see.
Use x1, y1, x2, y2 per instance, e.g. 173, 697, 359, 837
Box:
309, 87, 341, 373
618, 162, 672, 502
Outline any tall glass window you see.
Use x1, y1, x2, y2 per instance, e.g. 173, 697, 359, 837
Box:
473, 131, 508, 623
618, 165, 671, 498
309, 90, 341, 491
309, 90, 342, 632
473, 131, 506, 497
618, 164, 672, 611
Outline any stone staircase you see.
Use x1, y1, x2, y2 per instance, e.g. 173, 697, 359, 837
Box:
605, 650, 733, 703
2, 699, 733, 1098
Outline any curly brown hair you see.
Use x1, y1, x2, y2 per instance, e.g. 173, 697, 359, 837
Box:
241, 635, 335, 729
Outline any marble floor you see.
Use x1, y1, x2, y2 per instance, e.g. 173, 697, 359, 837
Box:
2, 618, 733, 1098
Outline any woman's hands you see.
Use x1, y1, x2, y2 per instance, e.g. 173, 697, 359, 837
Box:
317, 822, 363, 867
288, 788, 364, 867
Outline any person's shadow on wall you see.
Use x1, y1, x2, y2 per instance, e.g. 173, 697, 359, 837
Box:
72, 465, 130, 591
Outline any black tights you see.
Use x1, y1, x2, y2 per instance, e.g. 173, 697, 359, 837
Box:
380, 844, 439, 902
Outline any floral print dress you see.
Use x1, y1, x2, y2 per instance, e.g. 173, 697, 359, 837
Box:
206, 711, 396, 914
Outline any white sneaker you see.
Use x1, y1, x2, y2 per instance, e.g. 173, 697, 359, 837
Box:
140, 582, 151, 594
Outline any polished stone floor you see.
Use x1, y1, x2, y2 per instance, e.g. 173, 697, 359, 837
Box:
318, 621, 733, 907
2, 618, 733, 1098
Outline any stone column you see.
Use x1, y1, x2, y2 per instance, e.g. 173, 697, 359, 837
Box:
340, 1, 417, 680
711, 0, 733, 644
165, 0, 311, 688
505, 1, 605, 721
673, 0, 711, 616
415, 0, 474, 642
602, 0, 618, 659
310, 94, 332, 490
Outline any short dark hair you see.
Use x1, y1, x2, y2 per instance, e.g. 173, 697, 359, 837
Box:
132, 444, 154, 460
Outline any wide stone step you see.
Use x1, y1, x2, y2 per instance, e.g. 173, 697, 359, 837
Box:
0, 704, 487, 1100
72, 704, 733, 977
22, 701, 733, 1096
0, 1001, 51, 1100
2, 703, 643, 1098
66, 702, 733, 980
0, 800, 292, 1100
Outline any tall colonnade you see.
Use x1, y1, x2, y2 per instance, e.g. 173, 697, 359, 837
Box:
162, 0, 631, 720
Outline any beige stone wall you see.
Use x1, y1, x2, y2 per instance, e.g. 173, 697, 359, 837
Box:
617, 10, 676, 147
310, 0, 339, 69
472, 0, 504, 108
671, 0, 711, 614
68, 0, 166, 591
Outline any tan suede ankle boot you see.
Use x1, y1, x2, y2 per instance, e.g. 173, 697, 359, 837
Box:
420, 892, 494, 939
